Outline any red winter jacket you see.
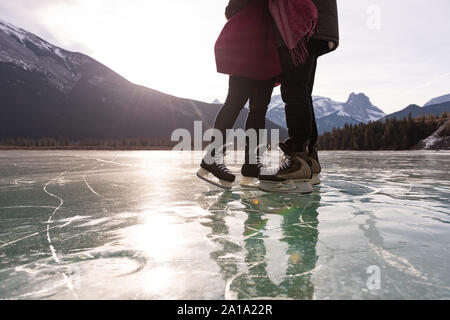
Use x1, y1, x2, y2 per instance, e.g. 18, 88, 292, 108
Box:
215, 0, 281, 80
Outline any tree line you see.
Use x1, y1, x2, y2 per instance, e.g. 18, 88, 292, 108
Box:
1, 113, 448, 151
0, 137, 175, 149
318, 113, 448, 150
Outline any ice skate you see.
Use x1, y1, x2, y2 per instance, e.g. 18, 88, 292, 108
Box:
240, 163, 264, 188
197, 150, 235, 190
240, 144, 269, 188
258, 143, 313, 194
309, 146, 322, 186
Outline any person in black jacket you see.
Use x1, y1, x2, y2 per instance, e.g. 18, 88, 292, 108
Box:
274, 0, 339, 187
282, 0, 339, 156
261, 0, 340, 188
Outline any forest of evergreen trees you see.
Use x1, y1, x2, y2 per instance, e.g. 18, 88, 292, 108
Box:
0, 137, 175, 149
1, 113, 448, 151
318, 113, 448, 150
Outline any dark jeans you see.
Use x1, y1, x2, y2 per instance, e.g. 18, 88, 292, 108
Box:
279, 40, 327, 153
213, 75, 275, 162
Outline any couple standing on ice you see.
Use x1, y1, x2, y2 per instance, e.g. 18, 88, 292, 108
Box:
197, 0, 339, 193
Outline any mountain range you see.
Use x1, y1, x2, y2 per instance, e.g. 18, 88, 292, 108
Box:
424, 94, 450, 107
1, 19, 449, 142
266, 93, 386, 134
381, 100, 450, 122
0, 19, 286, 141
266, 93, 450, 135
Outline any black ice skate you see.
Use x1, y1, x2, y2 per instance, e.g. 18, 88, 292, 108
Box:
240, 144, 267, 188
240, 162, 264, 188
197, 150, 235, 190
258, 142, 313, 194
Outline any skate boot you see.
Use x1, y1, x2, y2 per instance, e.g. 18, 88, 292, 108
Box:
240, 162, 264, 188
240, 144, 267, 188
258, 142, 313, 194
197, 149, 235, 190
309, 145, 322, 186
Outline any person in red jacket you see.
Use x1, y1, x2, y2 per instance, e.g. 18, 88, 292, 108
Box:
197, 0, 277, 190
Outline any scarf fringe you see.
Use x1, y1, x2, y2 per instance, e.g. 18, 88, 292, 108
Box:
290, 19, 318, 66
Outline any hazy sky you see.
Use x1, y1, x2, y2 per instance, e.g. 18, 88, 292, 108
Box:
1, 0, 449, 113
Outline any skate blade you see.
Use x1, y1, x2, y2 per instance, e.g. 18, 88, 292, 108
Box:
259, 180, 313, 194
293, 180, 313, 194
240, 177, 260, 189
311, 174, 321, 186
196, 168, 233, 190
258, 181, 297, 193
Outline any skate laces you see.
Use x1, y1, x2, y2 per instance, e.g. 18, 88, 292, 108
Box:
257, 145, 292, 176
256, 158, 264, 170
214, 153, 232, 174
279, 154, 292, 171
254, 144, 269, 170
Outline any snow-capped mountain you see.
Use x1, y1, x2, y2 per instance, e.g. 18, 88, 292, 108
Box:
424, 93, 450, 107
313, 96, 345, 118
266, 93, 385, 134
0, 19, 92, 94
267, 95, 345, 128
0, 19, 287, 140
341, 93, 385, 123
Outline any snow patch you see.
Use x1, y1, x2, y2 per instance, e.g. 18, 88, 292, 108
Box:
0, 20, 27, 43
423, 135, 440, 149
419, 120, 449, 150
337, 109, 350, 117
0, 19, 84, 93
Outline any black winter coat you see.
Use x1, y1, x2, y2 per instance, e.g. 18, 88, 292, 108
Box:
225, 0, 339, 50
311, 0, 339, 48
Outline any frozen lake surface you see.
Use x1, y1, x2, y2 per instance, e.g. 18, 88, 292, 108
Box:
0, 150, 449, 300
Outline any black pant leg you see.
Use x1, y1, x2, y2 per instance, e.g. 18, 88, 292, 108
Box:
279, 40, 321, 150
244, 79, 275, 163
214, 76, 253, 146
308, 59, 319, 152
246, 80, 275, 132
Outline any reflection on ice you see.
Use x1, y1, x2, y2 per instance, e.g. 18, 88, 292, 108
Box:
0, 151, 449, 299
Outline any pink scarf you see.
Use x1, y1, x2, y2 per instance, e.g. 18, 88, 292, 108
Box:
269, 0, 318, 65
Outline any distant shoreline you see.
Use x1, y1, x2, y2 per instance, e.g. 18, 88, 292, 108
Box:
1, 147, 448, 152
0, 146, 173, 151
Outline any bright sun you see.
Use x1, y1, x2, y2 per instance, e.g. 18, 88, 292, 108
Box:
37, 0, 230, 103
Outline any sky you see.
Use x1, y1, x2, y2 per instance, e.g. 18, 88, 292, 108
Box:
0, 0, 449, 114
